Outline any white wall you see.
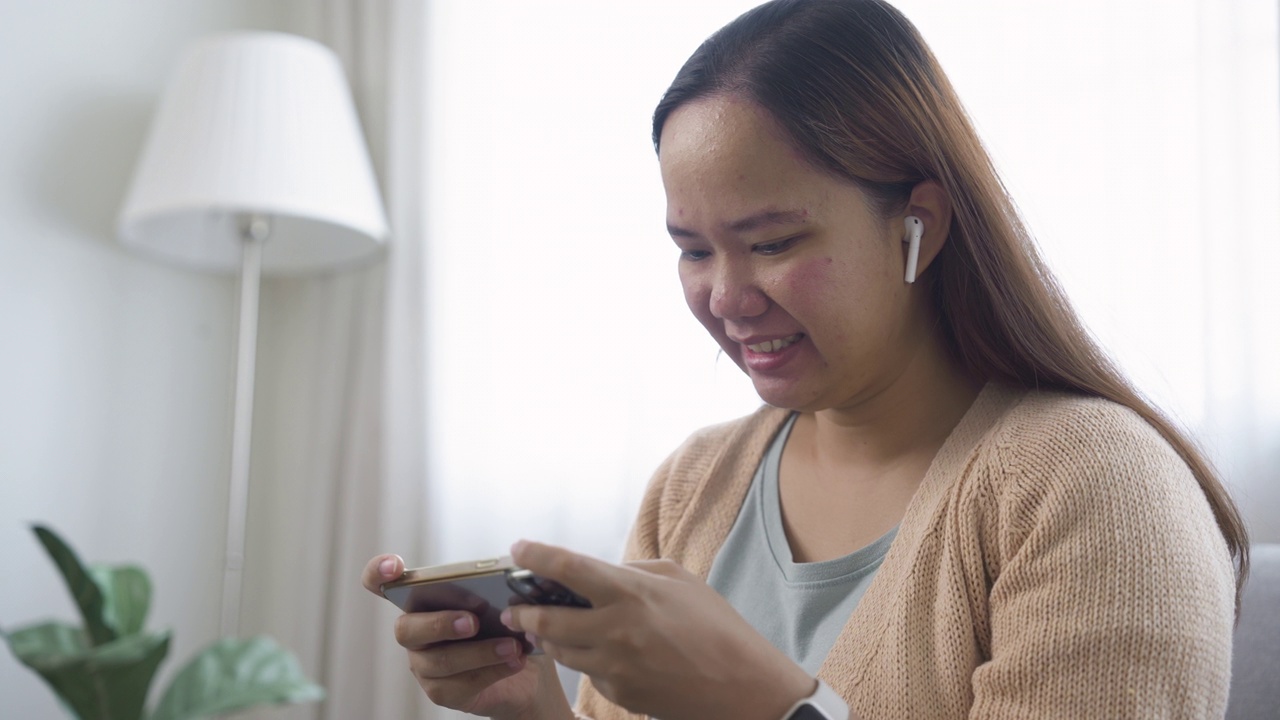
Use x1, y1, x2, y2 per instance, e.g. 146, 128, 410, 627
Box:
0, 1, 293, 716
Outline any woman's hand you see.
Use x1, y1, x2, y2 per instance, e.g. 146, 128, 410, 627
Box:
361, 554, 575, 720
501, 541, 816, 720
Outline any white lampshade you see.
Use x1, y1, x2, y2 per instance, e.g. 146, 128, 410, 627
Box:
118, 31, 388, 274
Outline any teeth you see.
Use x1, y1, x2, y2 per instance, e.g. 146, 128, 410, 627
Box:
746, 334, 802, 353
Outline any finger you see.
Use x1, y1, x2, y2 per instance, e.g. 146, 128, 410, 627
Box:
625, 558, 689, 579
509, 540, 627, 604
416, 660, 526, 710
538, 637, 594, 674
394, 611, 479, 650
500, 604, 602, 649
408, 636, 526, 679
362, 553, 405, 595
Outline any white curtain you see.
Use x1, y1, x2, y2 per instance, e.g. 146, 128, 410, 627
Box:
237, 1, 432, 719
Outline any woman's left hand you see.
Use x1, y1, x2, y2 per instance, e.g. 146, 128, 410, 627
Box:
500, 540, 815, 720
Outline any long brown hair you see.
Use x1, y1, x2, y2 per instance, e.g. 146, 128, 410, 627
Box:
653, 0, 1249, 606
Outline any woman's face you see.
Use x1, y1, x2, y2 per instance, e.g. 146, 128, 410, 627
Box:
658, 95, 919, 412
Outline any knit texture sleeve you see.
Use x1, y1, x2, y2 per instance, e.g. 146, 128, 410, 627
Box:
968, 396, 1235, 719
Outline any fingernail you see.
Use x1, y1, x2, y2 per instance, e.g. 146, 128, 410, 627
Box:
500, 608, 513, 628
495, 638, 517, 658
453, 616, 474, 637
378, 557, 397, 577
510, 539, 528, 556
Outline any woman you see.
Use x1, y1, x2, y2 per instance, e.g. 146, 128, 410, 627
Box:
362, 1, 1247, 718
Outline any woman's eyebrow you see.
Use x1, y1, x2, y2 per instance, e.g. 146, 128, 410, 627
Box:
667, 208, 810, 238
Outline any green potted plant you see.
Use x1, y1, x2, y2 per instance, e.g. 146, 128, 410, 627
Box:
2, 525, 324, 719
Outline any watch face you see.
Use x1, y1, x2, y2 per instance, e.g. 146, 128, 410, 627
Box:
789, 704, 833, 720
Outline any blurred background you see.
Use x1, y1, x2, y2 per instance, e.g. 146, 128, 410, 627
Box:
2, 0, 1276, 718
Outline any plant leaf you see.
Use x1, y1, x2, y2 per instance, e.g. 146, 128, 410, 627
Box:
2, 620, 88, 712
90, 564, 152, 637
149, 636, 324, 720
4, 623, 169, 720
4, 620, 89, 666
32, 525, 116, 646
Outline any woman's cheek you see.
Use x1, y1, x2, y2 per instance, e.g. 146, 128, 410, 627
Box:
794, 256, 834, 286
769, 256, 835, 310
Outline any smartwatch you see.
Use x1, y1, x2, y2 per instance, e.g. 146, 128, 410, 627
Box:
780, 679, 849, 720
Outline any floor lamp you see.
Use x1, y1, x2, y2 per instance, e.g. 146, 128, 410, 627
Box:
116, 32, 388, 638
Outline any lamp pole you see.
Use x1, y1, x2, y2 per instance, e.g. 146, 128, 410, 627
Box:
219, 214, 269, 638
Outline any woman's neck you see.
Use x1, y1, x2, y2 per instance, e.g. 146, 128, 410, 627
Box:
807, 336, 981, 474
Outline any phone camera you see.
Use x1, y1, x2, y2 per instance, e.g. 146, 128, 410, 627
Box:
505, 569, 592, 608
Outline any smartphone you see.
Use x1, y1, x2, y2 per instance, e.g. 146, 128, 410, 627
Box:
380, 556, 591, 650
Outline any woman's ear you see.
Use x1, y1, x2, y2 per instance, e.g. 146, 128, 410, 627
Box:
902, 180, 952, 279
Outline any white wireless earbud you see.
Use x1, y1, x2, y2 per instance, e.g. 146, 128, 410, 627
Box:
903, 216, 923, 284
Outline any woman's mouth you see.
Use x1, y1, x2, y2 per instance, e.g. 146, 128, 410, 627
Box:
745, 333, 804, 354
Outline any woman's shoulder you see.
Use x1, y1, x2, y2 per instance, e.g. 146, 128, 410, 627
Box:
965, 385, 1220, 551
979, 385, 1191, 483
925, 388, 1235, 718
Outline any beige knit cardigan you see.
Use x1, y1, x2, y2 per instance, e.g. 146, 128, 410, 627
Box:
575, 384, 1235, 719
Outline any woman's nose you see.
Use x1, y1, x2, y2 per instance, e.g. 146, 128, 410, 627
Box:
709, 261, 768, 320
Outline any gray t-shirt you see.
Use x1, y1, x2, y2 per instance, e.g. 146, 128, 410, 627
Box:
706, 413, 896, 674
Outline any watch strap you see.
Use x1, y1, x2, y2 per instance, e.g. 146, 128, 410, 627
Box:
781, 678, 848, 720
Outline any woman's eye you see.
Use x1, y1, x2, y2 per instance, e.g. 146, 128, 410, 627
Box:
754, 237, 799, 256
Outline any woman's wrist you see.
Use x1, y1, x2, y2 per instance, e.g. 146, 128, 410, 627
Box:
769, 674, 820, 720
502, 660, 575, 720
501, 698, 575, 720
508, 706, 575, 720
778, 678, 854, 720
730, 658, 817, 720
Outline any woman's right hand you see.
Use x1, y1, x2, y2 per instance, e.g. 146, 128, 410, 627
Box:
361, 554, 574, 720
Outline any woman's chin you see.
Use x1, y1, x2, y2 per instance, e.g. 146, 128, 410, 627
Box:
749, 378, 819, 412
